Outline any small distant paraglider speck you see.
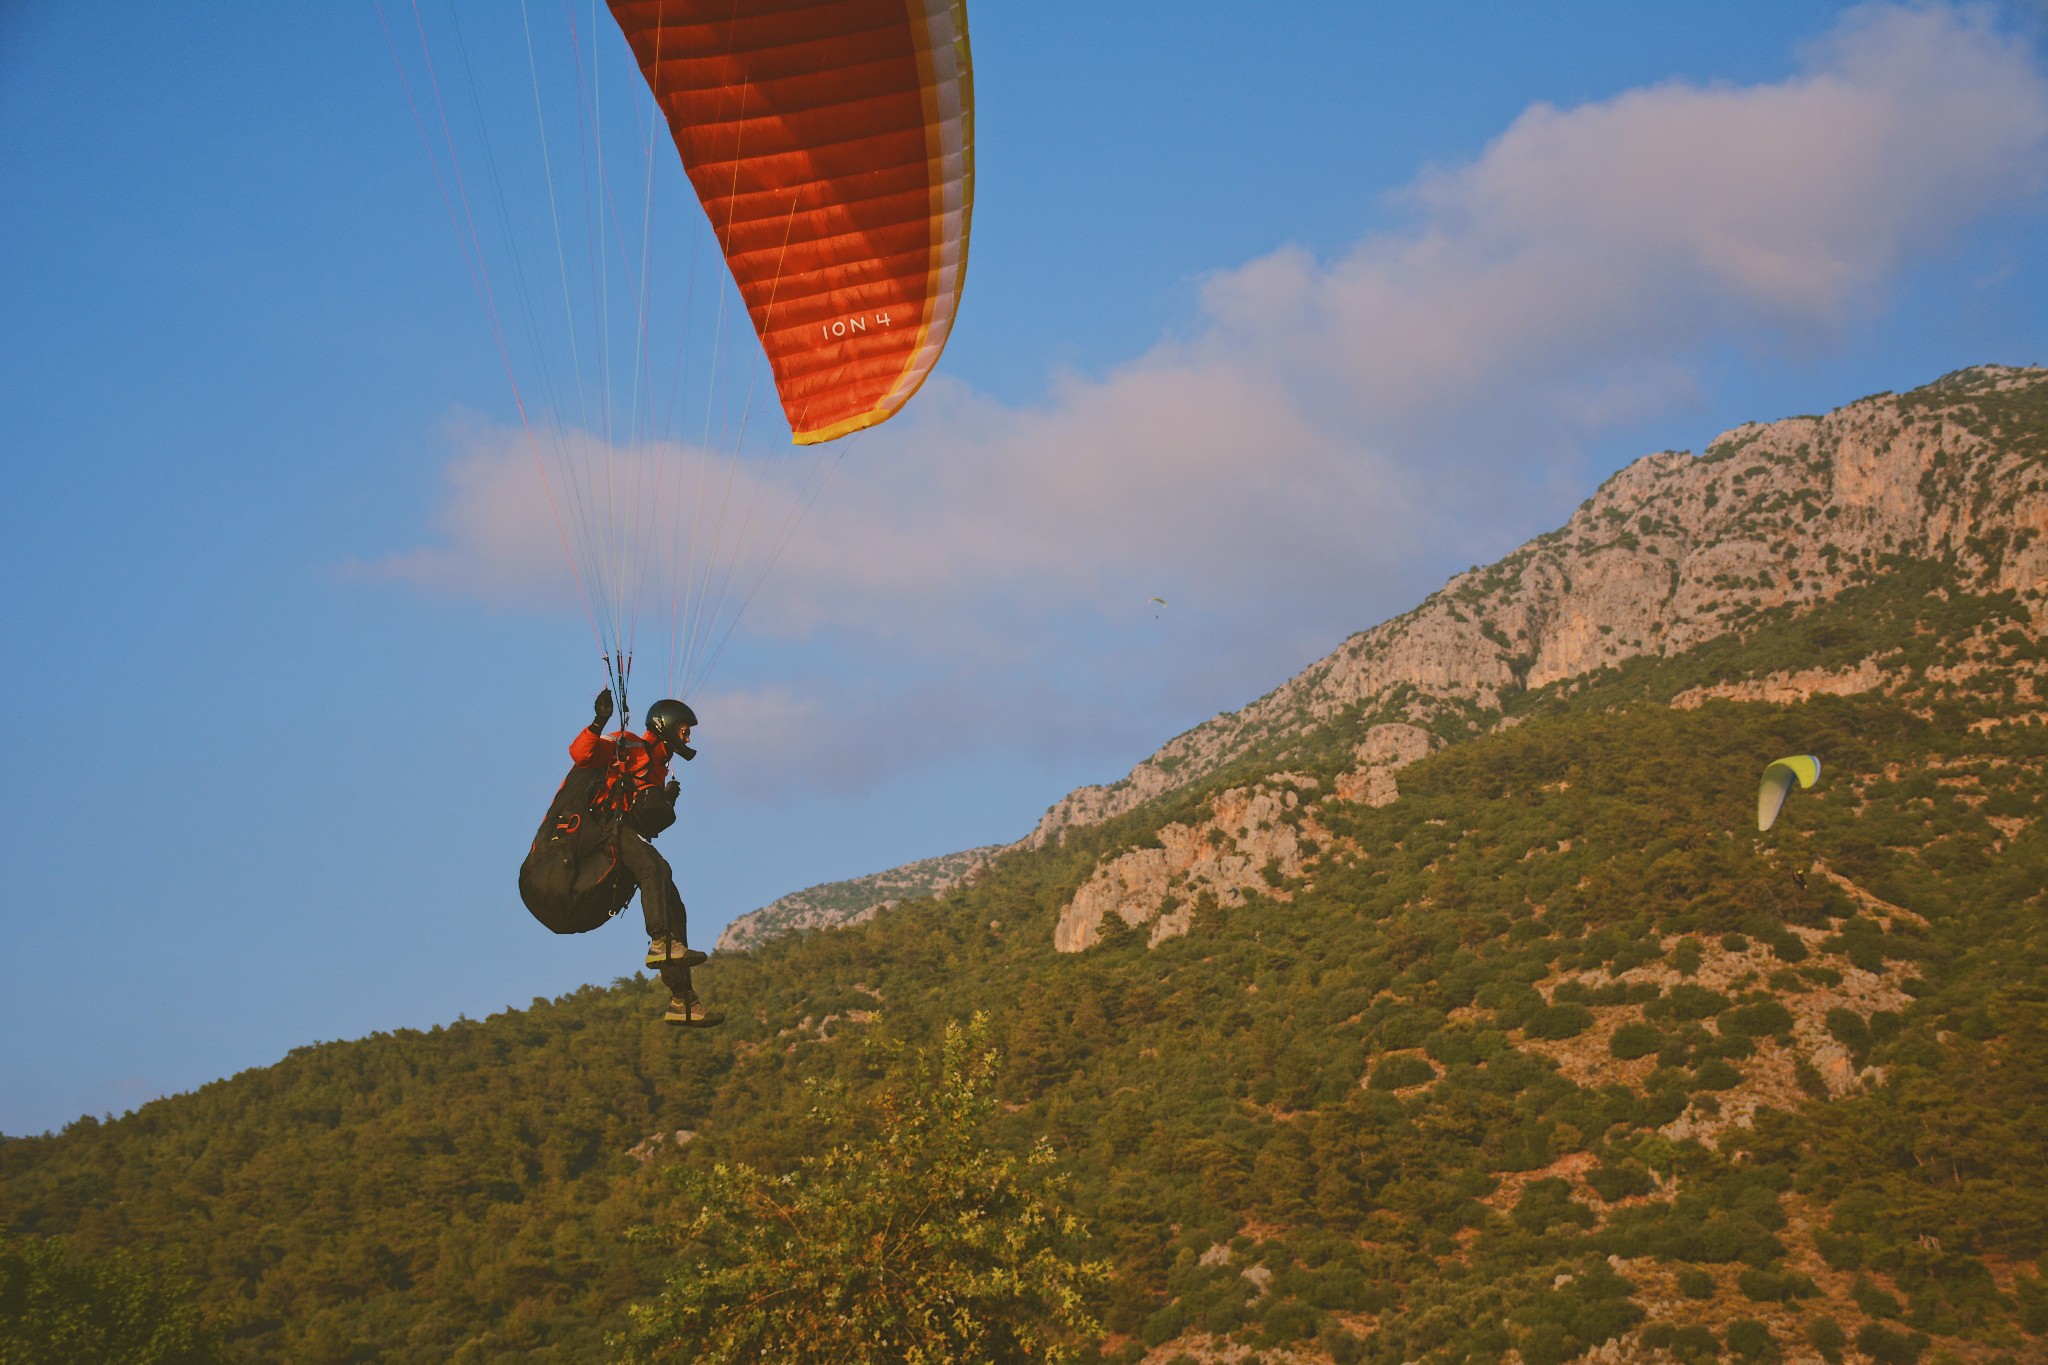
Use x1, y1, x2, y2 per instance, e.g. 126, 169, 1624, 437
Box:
1757, 754, 1822, 832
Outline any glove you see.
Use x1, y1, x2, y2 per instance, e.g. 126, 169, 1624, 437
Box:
664, 778, 680, 802
591, 688, 615, 731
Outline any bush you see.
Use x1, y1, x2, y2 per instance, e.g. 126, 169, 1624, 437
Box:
0, 1234, 223, 1365
1670, 938, 1705, 977
1368, 1054, 1437, 1091
1141, 1303, 1186, 1348
1813, 1230, 1863, 1271
1676, 1266, 1716, 1299
1609, 1021, 1663, 1060
1855, 1322, 1930, 1365
1738, 1267, 1817, 1302
1853, 1276, 1903, 1319
1763, 931, 1808, 963
1586, 1160, 1655, 1202
1825, 1007, 1873, 1060
1512, 1178, 1595, 1233
1319, 1322, 1364, 1365
1641, 1321, 1719, 1364
1692, 1058, 1743, 1090
1720, 999, 1794, 1039
1256, 1299, 1318, 1346
1806, 1314, 1847, 1364
1525, 1003, 1595, 1040
1725, 1317, 1779, 1361
1650, 984, 1731, 1021
614, 1017, 1107, 1364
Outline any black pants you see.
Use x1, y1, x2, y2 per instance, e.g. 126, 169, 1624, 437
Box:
617, 828, 685, 944
618, 829, 697, 995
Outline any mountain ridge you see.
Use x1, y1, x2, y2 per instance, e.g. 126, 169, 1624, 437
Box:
722, 365, 2048, 951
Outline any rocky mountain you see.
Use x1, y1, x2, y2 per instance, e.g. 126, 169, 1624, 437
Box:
1028, 365, 2048, 848
715, 845, 999, 950
728, 365, 2048, 953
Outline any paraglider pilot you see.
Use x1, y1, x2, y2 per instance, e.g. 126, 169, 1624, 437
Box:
571, 688, 722, 1027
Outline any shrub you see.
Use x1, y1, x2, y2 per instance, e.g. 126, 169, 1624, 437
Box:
1806, 1314, 1847, 1364
1813, 1230, 1863, 1270
1586, 1160, 1655, 1202
1141, 1303, 1186, 1348
1825, 1008, 1873, 1060
1368, 1054, 1436, 1091
1670, 938, 1705, 976
1763, 931, 1808, 963
1855, 1322, 1930, 1365
1853, 1276, 1903, 1319
1650, 984, 1731, 1021
1512, 1178, 1595, 1234
1725, 1317, 1779, 1362
1641, 1321, 1719, 1364
1424, 1029, 1480, 1066
1738, 1267, 1817, 1302
1721, 933, 1751, 952
1609, 1021, 1663, 1060
614, 1017, 1107, 1365
1692, 1058, 1743, 1090
1256, 1299, 1318, 1346
1525, 1003, 1595, 1040
1720, 999, 1795, 1039
0, 1233, 224, 1365
1676, 1266, 1715, 1298
1319, 1323, 1364, 1365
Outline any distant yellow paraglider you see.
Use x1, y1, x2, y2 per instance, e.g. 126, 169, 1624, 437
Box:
1757, 755, 1821, 831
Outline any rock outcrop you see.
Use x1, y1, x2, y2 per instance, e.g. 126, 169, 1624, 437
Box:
1025, 366, 2048, 849
716, 846, 999, 951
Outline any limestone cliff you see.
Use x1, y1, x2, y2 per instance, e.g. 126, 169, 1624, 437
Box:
1026, 365, 2048, 849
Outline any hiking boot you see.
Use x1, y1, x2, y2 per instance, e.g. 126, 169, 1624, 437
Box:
646, 938, 708, 969
664, 993, 725, 1028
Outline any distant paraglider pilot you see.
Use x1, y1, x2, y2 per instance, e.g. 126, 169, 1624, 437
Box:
519, 689, 723, 1027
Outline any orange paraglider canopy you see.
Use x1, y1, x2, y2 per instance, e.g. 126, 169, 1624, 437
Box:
609, 0, 974, 445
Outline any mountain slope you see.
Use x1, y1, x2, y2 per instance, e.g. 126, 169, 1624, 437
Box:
714, 845, 999, 951
723, 366, 2048, 950
3, 366, 2045, 1365
1024, 365, 2048, 849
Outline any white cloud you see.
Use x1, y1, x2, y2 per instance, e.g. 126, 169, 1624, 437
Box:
373, 3, 2048, 796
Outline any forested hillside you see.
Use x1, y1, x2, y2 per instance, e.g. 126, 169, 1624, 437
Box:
3, 370, 2045, 1364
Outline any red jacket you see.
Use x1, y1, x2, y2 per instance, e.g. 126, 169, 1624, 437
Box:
569, 727, 671, 813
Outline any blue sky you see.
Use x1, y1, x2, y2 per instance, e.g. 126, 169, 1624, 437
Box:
3, 2, 2045, 1136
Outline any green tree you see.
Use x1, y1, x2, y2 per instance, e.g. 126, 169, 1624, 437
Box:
0, 1233, 223, 1365
614, 1016, 1107, 1363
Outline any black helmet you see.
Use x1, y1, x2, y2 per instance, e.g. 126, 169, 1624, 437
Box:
645, 699, 698, 756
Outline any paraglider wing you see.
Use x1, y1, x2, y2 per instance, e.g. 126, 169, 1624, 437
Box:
609, 0, 974, 445
1756, 754, 1822, 832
